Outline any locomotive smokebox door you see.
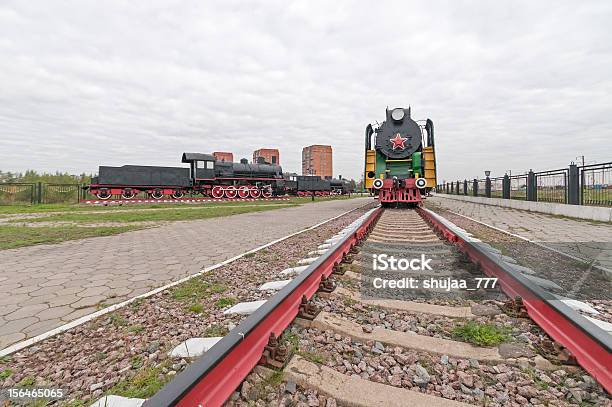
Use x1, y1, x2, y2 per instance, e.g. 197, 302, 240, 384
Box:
182, 152, 216, 181
374, 108, 422, 159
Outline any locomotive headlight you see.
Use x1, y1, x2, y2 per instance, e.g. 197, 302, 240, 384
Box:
373, 178, 384, 189
415, 178, 427, 189
391, 108, 405, 121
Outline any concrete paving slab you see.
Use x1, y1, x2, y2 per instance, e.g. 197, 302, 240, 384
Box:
0, 198, 371, 350
168, 337, 223, 358
223, 300, 267, 315
259, 279, 292, 291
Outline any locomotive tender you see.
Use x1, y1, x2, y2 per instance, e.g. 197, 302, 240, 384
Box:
364, 107, 437, 205
88, 153, 351, 200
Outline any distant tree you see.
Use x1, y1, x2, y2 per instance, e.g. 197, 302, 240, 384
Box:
0, 170, 92, 184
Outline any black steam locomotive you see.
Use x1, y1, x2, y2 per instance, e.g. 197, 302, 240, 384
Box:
283, 174, 354, 196
89, 153, 283, 199
87, 153, 351, 200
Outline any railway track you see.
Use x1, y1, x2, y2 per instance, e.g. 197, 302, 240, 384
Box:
98, 206, 609, 406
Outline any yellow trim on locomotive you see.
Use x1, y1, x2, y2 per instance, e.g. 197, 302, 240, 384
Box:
364, 150, 376, 189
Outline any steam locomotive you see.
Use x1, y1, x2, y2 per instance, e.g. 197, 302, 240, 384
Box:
364, 107, 437, 205
283, 174, 354, 196
87, 153, 351, 200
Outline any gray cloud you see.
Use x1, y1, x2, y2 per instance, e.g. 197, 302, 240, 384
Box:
1, 0, 611, 182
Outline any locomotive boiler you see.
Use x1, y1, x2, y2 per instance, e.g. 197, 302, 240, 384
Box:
364, 107, 437, 205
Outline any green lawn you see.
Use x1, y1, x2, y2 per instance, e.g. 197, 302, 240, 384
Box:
0, 195, 359, 215
0, 225, 142, 250
9, 203, 299, 224
0, 195, 363, 249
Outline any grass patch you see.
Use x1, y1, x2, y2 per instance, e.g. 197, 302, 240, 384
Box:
215, 297, 237, 309
297, 350, 326, 364
14, 204, 297, 224
0, 368, 12, 380
452, 321, 510, 347
108, 362, 171, 399
94, 352, 107, 361
186, 303, 206, 314
246, 370, 285, 400
171, 278, 226, 302
0, 224, 142, 250
281, 331, 300, 354
128, 324, 144, 334
130, 298, 145, 309
18, 376, 36, 387
110, 312, 128, 327
130, 356, 144, 369
523, 367, 550, 390
203, 324, 229, 337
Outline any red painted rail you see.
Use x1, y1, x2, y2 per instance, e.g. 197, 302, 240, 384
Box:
145, 206, 609, 406
419, 207, 611, 393
143, 207, 382, 407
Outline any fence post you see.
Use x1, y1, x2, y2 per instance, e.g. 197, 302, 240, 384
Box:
568, 164, 580, 205
527, 170, 536, 201
502, 175, 510, 199
473, 179, 478, 196
485, 176, 491, 198
37, 182, 43, 204
463, 180, 468, 195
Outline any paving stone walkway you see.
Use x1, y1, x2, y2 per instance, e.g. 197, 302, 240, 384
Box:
428, 195, 612, 272
0, 198, 373, 350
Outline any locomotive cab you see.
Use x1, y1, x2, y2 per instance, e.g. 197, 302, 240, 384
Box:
182, 152, 215, 182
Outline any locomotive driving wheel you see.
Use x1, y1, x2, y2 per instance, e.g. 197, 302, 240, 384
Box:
151, 189, 164, 200
249, 186, 261, 199
171, 190, 184, 199
224, 185, 237, 199
261, 187, 272, 198
211, 186, 224, 199
96, 190, 111, 200
237, 186, 250, 199
121, 189, 136, 199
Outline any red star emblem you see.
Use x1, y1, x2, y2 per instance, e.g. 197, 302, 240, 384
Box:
390, 133, 407, 150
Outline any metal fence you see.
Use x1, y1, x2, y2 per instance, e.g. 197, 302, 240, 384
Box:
536, 169, 568, 204
581, 163, 612, 207
0, 183, 36, 205
0, 182, 88, 205
436, 162, 612, 208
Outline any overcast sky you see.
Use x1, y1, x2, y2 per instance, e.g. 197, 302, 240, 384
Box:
1, 0, 611, 182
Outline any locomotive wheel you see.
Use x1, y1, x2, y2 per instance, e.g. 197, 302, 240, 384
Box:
211, 186, 224, 199
224, 186, 237, 199
261, 187, 272, 198
249, 186, 261, 199
151, 190, 164, 200
237, 186, 250, 199
121, 189, 136, 199
96, 190, 111, 200
171, 190, 184, 199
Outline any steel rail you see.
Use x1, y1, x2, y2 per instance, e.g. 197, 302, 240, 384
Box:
418, 208, 612, 393
143, 206, 382, 407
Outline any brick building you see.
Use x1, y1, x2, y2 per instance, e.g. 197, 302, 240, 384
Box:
253, 148, 280, 165
302, 145, 333, 179
213, 152, 233, 162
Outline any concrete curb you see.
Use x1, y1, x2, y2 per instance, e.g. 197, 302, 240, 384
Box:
434, 194, 612, 222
